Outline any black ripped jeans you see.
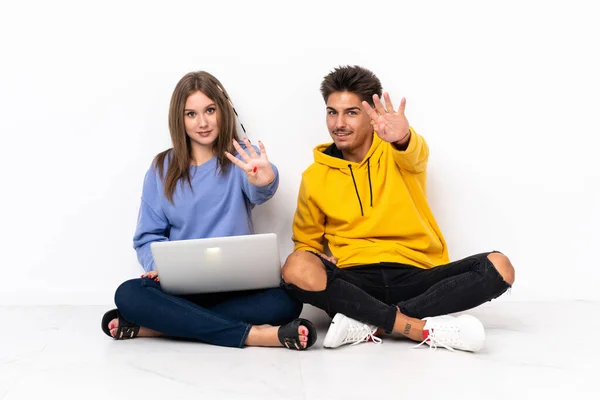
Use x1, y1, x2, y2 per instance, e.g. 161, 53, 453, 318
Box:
283, 251, 511, 333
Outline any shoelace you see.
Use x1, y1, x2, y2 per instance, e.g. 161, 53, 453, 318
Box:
412, 328, 456, 352
345, 324, 383, 346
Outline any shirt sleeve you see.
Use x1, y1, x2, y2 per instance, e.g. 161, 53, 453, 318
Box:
132, 166, 170, 272
291, 175, 325, 254
389, 127, 430, 174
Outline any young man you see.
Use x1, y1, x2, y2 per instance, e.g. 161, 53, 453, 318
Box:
282, 66, 515, 352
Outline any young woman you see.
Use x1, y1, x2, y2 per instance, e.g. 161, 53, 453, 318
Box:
101, 71, 316, 350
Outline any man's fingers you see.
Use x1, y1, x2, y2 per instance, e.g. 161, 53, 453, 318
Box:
398, 97, 406, 114
319, 253, 338, 264
373, 94, 387, 114
383, 92, 395, 113
361, 101, 379, 122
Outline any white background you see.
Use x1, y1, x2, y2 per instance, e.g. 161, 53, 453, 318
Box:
1, 0, 598, 305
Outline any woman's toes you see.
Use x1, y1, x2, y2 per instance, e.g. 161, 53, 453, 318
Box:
298, 325, 309, 348
299, 335, 308, 348
108, 318, 119, 337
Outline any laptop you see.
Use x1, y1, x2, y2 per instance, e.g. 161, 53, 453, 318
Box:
150, 233, 282, 295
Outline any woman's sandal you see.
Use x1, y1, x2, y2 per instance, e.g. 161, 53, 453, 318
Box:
277, 318, 317, 350
101, 308, 140, 340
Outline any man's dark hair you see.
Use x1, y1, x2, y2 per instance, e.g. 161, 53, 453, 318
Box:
320, 65, 382, 107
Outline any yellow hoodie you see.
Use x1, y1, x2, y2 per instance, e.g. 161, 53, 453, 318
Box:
292, 128, 449, 269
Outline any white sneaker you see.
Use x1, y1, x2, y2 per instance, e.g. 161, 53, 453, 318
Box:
413, 314, 485, 352
323, 313, 382, 348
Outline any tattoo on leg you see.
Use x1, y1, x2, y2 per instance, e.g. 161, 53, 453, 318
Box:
403, 323, 411, 335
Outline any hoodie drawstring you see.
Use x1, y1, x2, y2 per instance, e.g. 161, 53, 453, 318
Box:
348, 165, 363, 216
367, 158, 373, 207
348, 158, 373, 217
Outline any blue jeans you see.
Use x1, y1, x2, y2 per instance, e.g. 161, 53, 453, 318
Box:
114, 278, 302, 348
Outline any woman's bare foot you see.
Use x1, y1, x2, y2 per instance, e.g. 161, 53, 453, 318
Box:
108, 318, 164, 338
244, 324, 309, 348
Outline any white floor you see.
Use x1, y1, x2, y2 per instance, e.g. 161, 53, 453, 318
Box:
1, 301, 598, 400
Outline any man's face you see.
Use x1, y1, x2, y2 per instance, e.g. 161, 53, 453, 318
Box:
326, 91, 373, 154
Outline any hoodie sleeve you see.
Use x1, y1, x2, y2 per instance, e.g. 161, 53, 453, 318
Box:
390, 127, 430, 174
239, 144, 280, 205
292, 175, 326, 254
132, 165, 170, 272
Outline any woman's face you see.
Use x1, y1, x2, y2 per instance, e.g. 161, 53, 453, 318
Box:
184, 90, 220, 150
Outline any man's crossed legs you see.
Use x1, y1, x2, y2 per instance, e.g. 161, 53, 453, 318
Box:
282, 251, 515, 352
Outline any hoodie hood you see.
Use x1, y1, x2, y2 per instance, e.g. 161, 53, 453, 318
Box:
312, 133, 385, 216
313, 133, 384, 171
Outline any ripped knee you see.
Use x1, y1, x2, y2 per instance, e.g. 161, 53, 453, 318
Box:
487, 252, 515, 285
282, 251, 327, 292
